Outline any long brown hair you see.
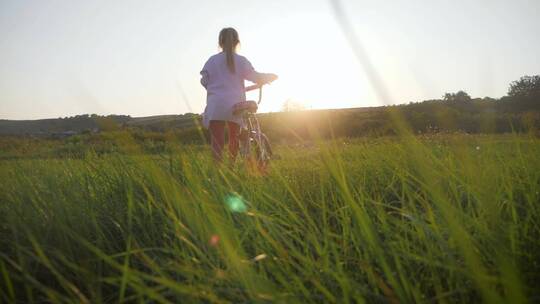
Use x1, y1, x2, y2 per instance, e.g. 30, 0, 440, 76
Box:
219, 28, 240, 73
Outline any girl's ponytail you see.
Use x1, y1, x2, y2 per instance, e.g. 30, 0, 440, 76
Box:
219, 28, 240, 73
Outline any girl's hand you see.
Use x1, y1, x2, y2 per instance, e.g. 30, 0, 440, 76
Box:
253, 74, 278, 87
267, 73, 278, 83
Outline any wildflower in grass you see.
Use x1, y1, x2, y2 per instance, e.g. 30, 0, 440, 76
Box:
241, 253, 268, 264
215, 269, 226, 279
225, 194, 247, 212
257, 293, 273, 300
476, 146, 480, 150
209, 234, 220, 246
252, 254, 267, 262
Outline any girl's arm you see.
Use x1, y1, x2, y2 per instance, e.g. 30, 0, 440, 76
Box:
241, 57, 277, 85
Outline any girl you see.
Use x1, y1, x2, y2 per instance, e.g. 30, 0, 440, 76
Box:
200, 27, 277, 162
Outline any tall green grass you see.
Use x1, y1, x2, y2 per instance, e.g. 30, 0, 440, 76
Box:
1, 134, 539, 303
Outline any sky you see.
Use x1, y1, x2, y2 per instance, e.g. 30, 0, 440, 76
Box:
0, 0, 539, 120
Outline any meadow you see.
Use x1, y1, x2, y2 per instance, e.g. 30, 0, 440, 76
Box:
1, 133, 539, 303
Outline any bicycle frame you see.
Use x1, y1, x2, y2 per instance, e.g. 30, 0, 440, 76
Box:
238, 86, 271, 165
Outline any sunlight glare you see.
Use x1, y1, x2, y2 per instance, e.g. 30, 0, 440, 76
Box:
241, 11, 369, 112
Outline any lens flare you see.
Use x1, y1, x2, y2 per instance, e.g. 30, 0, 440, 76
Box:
225, 194, 247, 213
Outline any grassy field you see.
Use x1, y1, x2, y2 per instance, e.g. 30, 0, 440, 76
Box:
1, 133, 539, 303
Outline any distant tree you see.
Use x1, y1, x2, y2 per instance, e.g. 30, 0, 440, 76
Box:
482, 97, 497, 102
443, 91, 471, 103
508, 75, 540, 97
95, 117, 119, 132
282, 99, 306, 112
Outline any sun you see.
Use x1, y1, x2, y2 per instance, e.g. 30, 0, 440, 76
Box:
246, 56, 366, 113
241, 13, 368, 113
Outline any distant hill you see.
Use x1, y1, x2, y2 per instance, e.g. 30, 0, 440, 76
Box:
0, 108, 388, 137
2, 75, 539, 138
126, 114, 199, 131
1, 95, 539, 140
0, 116, 99, 135
1, 75, 538, 145
0, 114, 198, 136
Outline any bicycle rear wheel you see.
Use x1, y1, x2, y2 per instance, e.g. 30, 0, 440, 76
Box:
239, 129, 251, 159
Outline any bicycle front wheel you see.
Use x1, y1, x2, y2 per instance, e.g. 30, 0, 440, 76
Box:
254, 133, 272, 169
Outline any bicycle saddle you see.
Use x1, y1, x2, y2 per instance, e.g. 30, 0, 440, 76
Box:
232, 100, 258, 115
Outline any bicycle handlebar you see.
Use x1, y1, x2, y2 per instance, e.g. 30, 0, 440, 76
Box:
245, 84, 261, 92
245, 74, 277, 104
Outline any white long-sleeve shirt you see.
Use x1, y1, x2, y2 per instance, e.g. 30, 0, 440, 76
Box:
200, 52, 271, 128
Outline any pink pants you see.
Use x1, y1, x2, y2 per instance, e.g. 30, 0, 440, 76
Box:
209, 120, 240, 162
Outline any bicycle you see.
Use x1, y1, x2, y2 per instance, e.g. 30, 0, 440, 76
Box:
232, 84, 273, 170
